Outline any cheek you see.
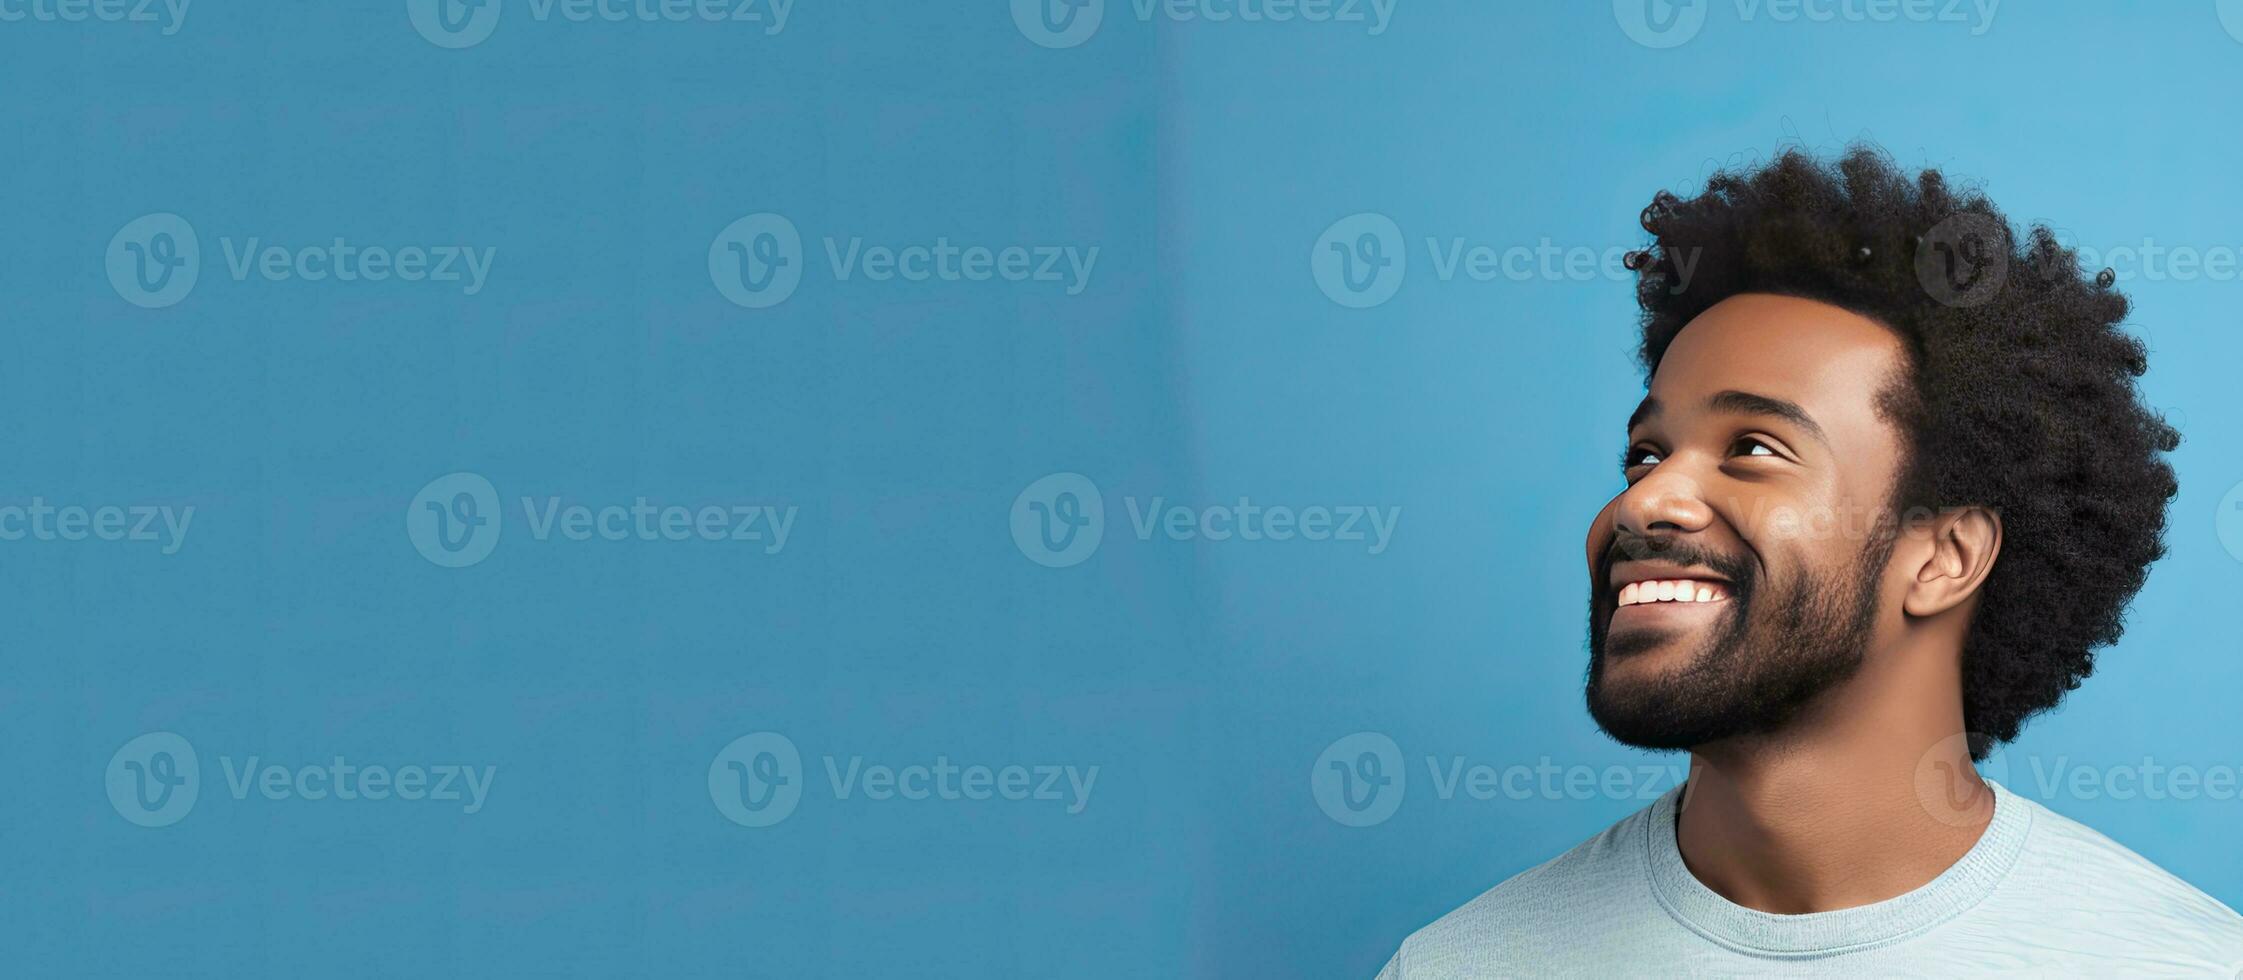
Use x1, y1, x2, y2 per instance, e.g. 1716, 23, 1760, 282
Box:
1722, 488, 1852, 551
1745, 511, 1895, 616
1748, 503, 1809, 543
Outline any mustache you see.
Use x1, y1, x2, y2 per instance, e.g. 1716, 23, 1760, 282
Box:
1596, 535, 1757, 598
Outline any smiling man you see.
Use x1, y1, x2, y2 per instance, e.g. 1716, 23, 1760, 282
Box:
1378, 148, 2243, 975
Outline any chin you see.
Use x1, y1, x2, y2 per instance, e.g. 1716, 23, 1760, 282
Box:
1586, 702, 1707, 753
1584, 627, 1742, 752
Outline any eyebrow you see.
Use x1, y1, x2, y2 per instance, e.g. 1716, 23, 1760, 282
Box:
1627, 396, 1660, 433
1627, 390, 1829, 445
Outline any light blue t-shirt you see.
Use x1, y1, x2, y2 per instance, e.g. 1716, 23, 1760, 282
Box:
1379, 779, 2243, 976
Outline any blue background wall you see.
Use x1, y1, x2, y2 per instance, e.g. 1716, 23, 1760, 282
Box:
4, 2, 2239, 976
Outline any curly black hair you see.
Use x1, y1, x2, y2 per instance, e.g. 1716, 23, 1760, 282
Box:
1623, 146, 2180, 756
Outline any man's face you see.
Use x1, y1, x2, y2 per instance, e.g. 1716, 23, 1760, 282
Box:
1584, 293, 1914, 751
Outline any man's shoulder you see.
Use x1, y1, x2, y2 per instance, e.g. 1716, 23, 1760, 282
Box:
1380, 801, 1658, 978
1995, 790, 2243, 961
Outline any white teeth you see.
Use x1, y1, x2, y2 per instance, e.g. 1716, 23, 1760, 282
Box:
1616, 579, 1730, 607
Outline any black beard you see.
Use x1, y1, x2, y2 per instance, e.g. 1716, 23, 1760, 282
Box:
1583, 530, 1893, 752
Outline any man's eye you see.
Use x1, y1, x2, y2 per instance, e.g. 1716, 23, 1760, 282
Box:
1621, 447, 1663, 470
1734, 437, 1779, 458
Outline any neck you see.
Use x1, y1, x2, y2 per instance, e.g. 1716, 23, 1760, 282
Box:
1671, 634, 1993, 914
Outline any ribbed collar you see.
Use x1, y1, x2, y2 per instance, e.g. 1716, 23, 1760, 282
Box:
1642, 778, 2032, 956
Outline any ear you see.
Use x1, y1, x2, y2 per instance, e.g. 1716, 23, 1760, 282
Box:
1901, 506, 2002, 618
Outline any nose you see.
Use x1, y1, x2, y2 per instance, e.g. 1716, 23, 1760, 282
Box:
1614, 461, 1714, 539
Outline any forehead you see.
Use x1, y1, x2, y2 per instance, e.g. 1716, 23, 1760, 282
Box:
1647, 293, 1908, 431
